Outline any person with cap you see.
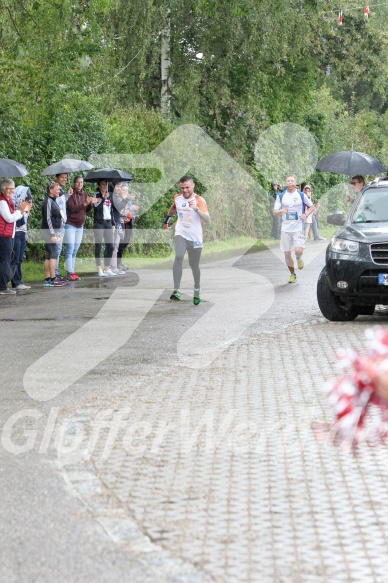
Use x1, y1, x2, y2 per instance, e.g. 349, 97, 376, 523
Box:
268, 182, 281, 239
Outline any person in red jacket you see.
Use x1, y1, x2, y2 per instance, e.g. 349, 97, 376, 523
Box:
0, 179, 31, 295
65, 175, 97, 281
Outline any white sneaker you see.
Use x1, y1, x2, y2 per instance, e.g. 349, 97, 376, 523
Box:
15, 284, 31, 290
104, 269, 117, 276
98, 269, 107, 277
111, 268, 125, 275
0, 288, 17, 295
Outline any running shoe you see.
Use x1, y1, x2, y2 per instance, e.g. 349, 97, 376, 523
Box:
297, 258, 304, 270
52, 278, 66, 286
117, 264, 129, 271
14, 284, 31, 290
104, 269, 118, 277
67, 273, 81, 281
288, 273, 297, 283
193, 295, 201, 305
98, 269, 107, 277
55, 275, 66, 282
170, 291, 181, 300
0, 288, 17, 294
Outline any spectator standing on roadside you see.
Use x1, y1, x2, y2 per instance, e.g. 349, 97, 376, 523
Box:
115, 182, 139, 272
302, 184, 314, 240
93, 179, 116, 277
65, 175, 97, 281
10, 185, 33, 290
0, 179, 31, 295
268, 182, 281, 239
41, 181, 66, 287
110, 181, 129, 275
54, 173, 73, 281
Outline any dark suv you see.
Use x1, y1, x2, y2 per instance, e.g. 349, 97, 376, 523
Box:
317, 177, 388, 321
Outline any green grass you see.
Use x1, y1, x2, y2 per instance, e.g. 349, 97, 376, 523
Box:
21, 230, 334, 284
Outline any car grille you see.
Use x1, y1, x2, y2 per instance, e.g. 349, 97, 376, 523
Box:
370, 242, 388, 264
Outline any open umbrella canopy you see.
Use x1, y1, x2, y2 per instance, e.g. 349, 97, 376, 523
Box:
83, 168, 133, 182
41, 158, 94, 176
316, 150, 386, 176
0, 158, 28, 178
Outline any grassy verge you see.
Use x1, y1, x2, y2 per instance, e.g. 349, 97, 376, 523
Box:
21, 229, 336, 283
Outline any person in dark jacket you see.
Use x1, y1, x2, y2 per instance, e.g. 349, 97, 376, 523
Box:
110, 181, 129, 274
268, 181, 281, 239
92, 179, 116, 277
0, 179, 30, 295
65, 175, 97, 281
41, 181, 66, 287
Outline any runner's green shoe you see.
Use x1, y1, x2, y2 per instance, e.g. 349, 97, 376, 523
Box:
193, 288, 201, 305
288, 273, 297, 283
297, 258, 304, 270
170, 290, 181, 300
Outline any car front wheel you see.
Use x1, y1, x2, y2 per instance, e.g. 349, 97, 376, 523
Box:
317, 267, 359, 321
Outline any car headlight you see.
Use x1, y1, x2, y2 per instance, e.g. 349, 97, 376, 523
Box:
330, 238, 359, 253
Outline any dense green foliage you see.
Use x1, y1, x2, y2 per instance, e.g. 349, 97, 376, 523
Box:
1, 0, 388, 249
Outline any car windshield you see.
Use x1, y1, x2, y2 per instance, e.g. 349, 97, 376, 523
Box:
352, 188, 388, 223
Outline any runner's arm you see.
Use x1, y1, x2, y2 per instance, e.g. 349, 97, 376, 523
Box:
163, 203, 177, 229
195, 207, 210, 224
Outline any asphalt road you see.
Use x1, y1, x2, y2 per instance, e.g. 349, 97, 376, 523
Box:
1, 241, 385, 583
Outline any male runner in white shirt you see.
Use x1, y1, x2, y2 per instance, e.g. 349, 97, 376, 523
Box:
163, 175, 210, 304
273, 174, 314, 283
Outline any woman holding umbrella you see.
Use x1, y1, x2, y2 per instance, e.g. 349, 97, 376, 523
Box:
92, 179, 116, 277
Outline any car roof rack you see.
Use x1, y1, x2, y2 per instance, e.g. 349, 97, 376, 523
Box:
369, 176, 388, 186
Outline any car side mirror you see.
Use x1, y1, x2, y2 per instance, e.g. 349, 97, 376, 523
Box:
327, 211, 345, 226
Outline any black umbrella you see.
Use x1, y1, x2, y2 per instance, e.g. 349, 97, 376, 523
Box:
0, 158, 28, 178
316, 150, 386, 176
84, 168, 133, 182
41, 158, 94, 176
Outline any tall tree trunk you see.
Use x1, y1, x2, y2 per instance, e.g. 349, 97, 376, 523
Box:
161, 8, 171, 115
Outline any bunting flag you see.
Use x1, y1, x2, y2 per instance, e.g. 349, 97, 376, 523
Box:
338, 10, 343, 24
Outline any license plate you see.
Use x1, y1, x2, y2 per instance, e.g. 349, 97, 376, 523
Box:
378, 274, 388, 285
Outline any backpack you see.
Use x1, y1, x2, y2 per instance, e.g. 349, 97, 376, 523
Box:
278, 189, 305, 210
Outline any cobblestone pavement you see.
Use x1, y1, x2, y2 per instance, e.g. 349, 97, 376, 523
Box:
57, 317, 388, 583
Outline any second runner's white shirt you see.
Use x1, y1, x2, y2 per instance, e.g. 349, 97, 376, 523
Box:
273, 190, 313, 233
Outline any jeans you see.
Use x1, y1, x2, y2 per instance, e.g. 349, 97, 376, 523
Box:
64, 224, 84, 275
0, 236, 13, 291
271, 214, 281, 239
55, 226, 65, 276
94, 221, 114, 267
312, 214, 320, 240
10, 231, 27, 287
